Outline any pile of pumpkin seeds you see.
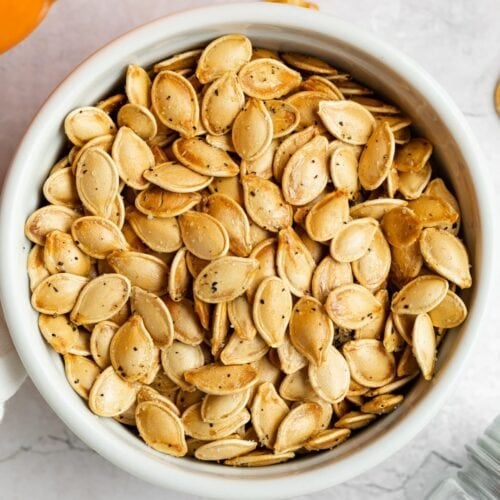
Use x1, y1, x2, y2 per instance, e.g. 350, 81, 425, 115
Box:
25, 34, 472, 466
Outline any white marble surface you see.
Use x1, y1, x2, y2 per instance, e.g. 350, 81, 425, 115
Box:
1, 0, 500, 498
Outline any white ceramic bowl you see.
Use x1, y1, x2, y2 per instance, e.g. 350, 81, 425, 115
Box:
0, 3, 494, 498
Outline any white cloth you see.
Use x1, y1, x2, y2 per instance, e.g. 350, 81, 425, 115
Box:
0, 305, 27, 418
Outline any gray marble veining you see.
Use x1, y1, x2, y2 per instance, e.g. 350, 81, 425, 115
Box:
1, 0, 500, 498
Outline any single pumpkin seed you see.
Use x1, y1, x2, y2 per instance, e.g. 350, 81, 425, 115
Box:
107, 250, 169, 294
352, 228, 391, 289
398, 162, 432, 200
125, 64, 151, 107
278, 227, 315, 296
195, 438, 257, 461
31, 273, 89, 315
358, 121, 395, 190
251, 382, 289, 448
96, 93, 126, 114
419, 228, 472, 288
318, 100, 375, 145
305, 191, 349, 242
382, 313, 406, 353
136, 400, 188, 456
164, 297, 206, 346
330, 218, 379, 263
151, 70, 199, 137
274, 402, 322, 453
161, 340, 204, 391
390, 241, 423, 287
394, 138, 433, 172
43, 168, 79, 208
168, 247, 191, 302
277, 334, 308, 375
285, 91, 329, 131
43, 230, 91, 276
312, 256, 353, 303
72, 216, 128, 259
28, 245, 50, 291
194, 256, 259, 303
428, 291, 467, 328
279, 367, 317, 402
205, 193, 252, 257
246, 238, 277, 301
265, 100, 300, 138
90, 321, 118, 368
366, 373, 418, 397
381, 206, 422, 248
412, 313, 436, 380
172, 137, 239, 177
126, 207, 182, 253
221, 331, 269, 365
361, 393, 404, 414
253, 277, 292, 348
117, 103, 157, 141
232, 98, 273, 161
334, 411, 377, 430
64, 107, 116, 147
309, 345, 350, 403
25, 205, 80, 245
224, 450, 294, 467
350, 198, 407, 220
130, 286, 174, 347
153, 49, 202, 73
179, 211, 229, 260
330, 146, 359, 199
326, 284, 383, 329
210, 301, 229, 357
282, 52, 337, 75
391, 274, 449, 314
38, 314, 79, 354
407, 196, 459, 227
144, 161, 213, 193
305, 428, 351, 451
205, 133, 236, 153
196, 34, 252, 84
201, 72, 245, 135
64, 353, 101, 399
302, 75, 344, 100
342, 339, 395, 388
184, 363, 258, 395
227, 295, 257, 340
75, 147, 119, 217
239, 59, 302, 100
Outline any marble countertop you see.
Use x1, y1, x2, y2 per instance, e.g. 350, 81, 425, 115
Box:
1, 0, 500, 498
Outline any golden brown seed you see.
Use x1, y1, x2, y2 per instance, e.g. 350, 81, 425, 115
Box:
330, 218, 379, 263
358, 121, 395, 190
232, 98, 273, 161
25, 205, 80, 246
75, 148, 119, 217
184, 363, 258, 395
43, 230, 91, 276
172, 137, 239, 177
196, 34, 252, 84
70, 273, 130, 325
163, 297, 206, 346
201, 389, 250, 423
38, 314, 79, 354
277, 227, 316, 297
161, 340, 204, 391
31, 273, 89, 315
195, 438, 257, 461
242, 175, 293, 232
130, 286, 174, 348
90, 321, 118, 368
117, 103, 157, 141
64, 353, 101, 399
220, 332, 269, 365
135, 186, 200, 218
325, 284, 383, 330
381, 206, 422, 248
109, 315, 155, 382
253, 277, 292, 347
412, 312, 436, 380
238, 59, 302, 100
428, 291, 467, 328
151, 70, 199, 137
330, 146, 359, 199
179, 211, 229, 260
394, 138, 432, 172
342, 339, 395, 388
282, 135, 329, 206
201, 72, 245, 136
318, 100, 375, 145
107, 250, 169, 295
274, 402, 323, 453
419, 228, 472, 288
281, 52, 337, 74
43, 168, 79, 208
194, 256, 259, 303
361, 394, 404, 414
265, 100, 300, 138
312, 256, 353, 303
143, 161, 213, 193
289, 296, 334, 366
136, 400, 188, 456
64, 107, 116, 147
305, 428, 351, 451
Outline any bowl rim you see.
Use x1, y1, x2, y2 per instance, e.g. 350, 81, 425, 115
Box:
0, 2, 494, 498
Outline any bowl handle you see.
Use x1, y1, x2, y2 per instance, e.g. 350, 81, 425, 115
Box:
0, 304, 27, 418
